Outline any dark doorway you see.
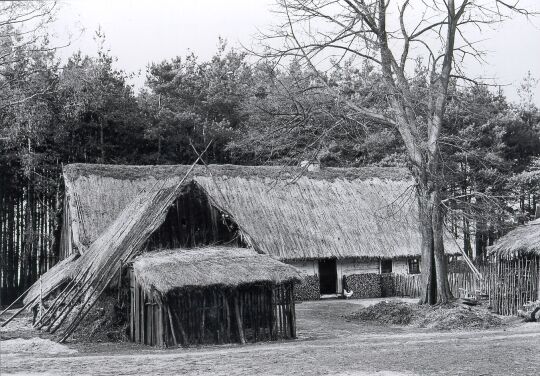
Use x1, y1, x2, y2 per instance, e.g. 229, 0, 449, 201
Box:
381, 259, 392, 274
319, 259, 337, 294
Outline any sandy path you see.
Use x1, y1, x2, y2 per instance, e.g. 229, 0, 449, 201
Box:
2, 325, 539, 375
1, 300, 539, 375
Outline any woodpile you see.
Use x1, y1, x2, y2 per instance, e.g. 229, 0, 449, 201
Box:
345, 274, 381, 298
294, 275, 320, 301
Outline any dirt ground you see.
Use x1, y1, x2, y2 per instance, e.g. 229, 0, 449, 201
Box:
1, 298, 539, 375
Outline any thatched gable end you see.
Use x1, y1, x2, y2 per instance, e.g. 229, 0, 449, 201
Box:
489, 218, 540, 257
132, 247, 302, 294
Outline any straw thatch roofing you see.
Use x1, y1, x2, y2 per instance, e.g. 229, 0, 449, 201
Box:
23, 253, 78, 305
489, 218, 540, 258
132, 247, 302, 294
63, 163, 461, 260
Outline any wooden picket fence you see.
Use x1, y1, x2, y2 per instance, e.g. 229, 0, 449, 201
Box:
392, 258, 540, 316
487, 256, 540, 316
393, 274, 422, 298
392, 272, 488, 299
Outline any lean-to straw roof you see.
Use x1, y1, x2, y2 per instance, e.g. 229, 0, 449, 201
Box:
23, 253, 78, 306
63, 163, 461, 260
132, 247, 302, 294
489, 218, 540, 257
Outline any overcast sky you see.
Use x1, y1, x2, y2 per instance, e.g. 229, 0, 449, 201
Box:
51, 0, 540, 105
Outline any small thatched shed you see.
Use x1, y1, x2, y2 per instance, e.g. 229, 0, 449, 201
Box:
488, 219, 540, 314
130, 247, 301, 347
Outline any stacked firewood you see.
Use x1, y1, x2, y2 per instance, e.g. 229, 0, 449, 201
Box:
294, 275, 320, 301
345, 274, 382, 298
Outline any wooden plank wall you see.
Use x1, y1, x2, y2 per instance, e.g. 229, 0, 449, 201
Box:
129, 269, 165, 347
130, 277, 297, 347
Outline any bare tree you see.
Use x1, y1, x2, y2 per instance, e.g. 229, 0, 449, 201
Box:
261, 0, 535, 304
0, 1, 58, 107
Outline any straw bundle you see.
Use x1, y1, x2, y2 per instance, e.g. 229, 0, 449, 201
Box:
22, 253, 78, 306
489, 218, 540, 258
132, 247, 302, 294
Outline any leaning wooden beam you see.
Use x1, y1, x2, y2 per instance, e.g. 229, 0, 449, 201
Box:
171, 305, 188, 346
3, 253, 79, 325
1, 297, 37, 328
0, 284, 33, 318
36, 266, 92, 329
166, 305, 178, 346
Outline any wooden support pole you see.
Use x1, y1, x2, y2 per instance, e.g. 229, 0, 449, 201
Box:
289, 283, 297, 338
200, 294, 206, 344
234, 292, 245, 344
224, 291, 230, 343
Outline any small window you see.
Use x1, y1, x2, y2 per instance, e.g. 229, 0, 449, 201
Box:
408, 258, 420, 274
381, 259, 392, 274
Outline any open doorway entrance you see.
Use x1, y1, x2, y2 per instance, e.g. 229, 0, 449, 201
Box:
319, 259, 337, 295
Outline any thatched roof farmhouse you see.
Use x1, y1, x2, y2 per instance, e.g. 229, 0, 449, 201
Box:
61, 163, 460, 260
20, 163, 463, 345
58, 163, 460, 300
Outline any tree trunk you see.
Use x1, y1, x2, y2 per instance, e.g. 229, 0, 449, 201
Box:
99, 118, 105, 163
417, 187, 453, 305
432, 190, 453, 303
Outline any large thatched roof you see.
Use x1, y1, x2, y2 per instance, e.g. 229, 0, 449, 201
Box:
132, 247, 302, 294
489, 218, 540, 257
63, 163, 461, 260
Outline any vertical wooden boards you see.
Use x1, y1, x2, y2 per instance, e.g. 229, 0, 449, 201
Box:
128, 280, 299, 347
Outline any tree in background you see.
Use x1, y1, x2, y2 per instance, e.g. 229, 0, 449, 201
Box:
143, 40, 252, 163
0, 0, 62, 300
55, 31, 148, 165
260, 0, 534, 304
229, 58, 405, 166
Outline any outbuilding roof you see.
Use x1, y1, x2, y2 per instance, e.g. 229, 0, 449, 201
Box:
489, 218, 540, 257
132, 247, 302, 294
